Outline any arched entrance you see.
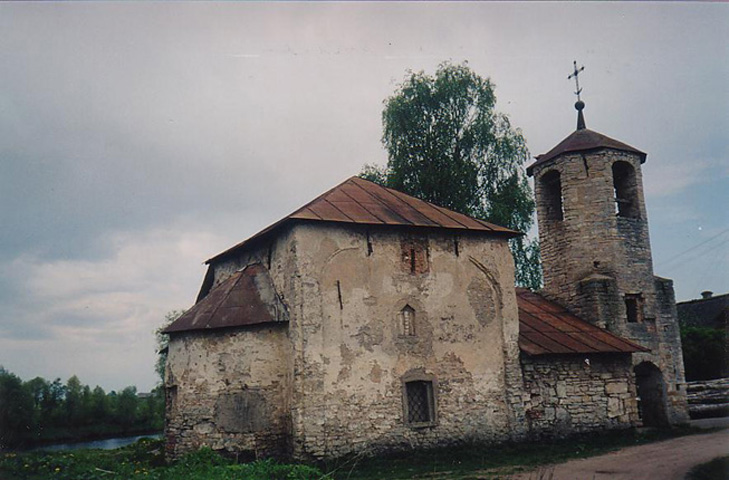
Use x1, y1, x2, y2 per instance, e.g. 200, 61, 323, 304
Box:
634, 362, 669, 427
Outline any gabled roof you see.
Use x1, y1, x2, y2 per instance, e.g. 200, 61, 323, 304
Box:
526, 128, 646, 176
207, 176, 520, 264
517, 288, 648, 356
164, 264, 288, 334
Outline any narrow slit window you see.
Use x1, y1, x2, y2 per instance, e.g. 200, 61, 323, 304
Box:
400, 236, 429, 275
401, 305, 415, 336
625, 293, 643, 323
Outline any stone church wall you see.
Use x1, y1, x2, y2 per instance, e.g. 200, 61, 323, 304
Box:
165, 326, 291, 459
521, 353, 639, 436
289, 223, 526, 459
165, 228, 299, 459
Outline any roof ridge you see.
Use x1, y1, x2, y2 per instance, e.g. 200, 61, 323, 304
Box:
370, 182, 440, 226
338, 186, 387, 223
207, 175, 519, 264
347, 177, 412, 225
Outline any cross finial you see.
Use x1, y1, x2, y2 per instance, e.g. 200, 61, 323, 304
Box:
567, 60, 586, 130
568, 60, 585, 102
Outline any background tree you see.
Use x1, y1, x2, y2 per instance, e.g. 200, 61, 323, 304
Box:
0, 367, 165, 447
363, 61, 541, 289
0, 367, 35, 449
680, 324, 726, 381
65, 375, 83, 426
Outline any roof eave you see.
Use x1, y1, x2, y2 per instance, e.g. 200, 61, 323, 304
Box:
206, 217, 522, 265
527, 147, 646, 177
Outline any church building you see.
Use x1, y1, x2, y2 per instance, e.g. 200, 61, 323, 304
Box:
162, 94, 688, 461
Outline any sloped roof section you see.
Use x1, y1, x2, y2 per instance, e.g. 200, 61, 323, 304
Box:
208, 176, 519, 263
164, 264, 288, 334
677, 292, 729, 330
526, 128, 646, 176
517, 288, 648, 355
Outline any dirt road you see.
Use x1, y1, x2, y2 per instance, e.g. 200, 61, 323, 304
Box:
511, 427, 729, 480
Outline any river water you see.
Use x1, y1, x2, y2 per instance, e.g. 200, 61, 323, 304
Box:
32, 433, 162, 452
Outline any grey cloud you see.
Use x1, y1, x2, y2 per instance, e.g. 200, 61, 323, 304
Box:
0, 2, 726, 390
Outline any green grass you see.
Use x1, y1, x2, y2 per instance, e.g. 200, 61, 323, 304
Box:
326, 426, 713, 479
0, 426, 715, 480
0, 439, 323, 480
685, 456, 729, 480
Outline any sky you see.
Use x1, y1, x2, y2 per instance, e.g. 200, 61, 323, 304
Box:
1, 2, 727, 393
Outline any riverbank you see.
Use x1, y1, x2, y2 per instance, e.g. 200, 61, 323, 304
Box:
1, 424, 723, 480
30, 433, 162, 452
16, 427, 162, 452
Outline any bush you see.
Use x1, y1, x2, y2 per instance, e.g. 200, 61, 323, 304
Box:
681, 325, 726, 381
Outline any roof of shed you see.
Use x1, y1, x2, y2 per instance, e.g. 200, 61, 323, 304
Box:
163, 264, 288, 334
526, 128, 646, 176
207, 176, 519, 263
677, 292, 729, 330
517, 288, 648, 356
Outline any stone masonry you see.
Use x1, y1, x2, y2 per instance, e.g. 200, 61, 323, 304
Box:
530, 139, 689, 425
521, 353, 639, 436
165, 221, 530, 461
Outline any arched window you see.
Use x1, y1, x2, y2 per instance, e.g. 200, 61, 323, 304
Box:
612, 162, 640, 218
400, 305, 416, 336
541, 170, 564, 221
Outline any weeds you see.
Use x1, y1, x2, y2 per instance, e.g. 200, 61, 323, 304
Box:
0, 439, 325, 480
0, 426, 714, 480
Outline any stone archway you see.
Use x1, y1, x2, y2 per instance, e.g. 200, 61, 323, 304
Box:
634, 362, 669, 427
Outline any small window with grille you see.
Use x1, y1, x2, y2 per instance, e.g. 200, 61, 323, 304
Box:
404, 380, 435, 426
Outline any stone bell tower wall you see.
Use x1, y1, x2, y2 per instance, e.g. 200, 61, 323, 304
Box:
531, 147, 689, 424
532, 149, 653, 313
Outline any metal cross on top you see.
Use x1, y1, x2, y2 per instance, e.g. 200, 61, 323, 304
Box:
568, 60, 585, 102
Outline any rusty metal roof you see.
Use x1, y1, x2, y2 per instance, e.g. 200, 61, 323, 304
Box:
526, 128, 646, 176
208, 176, 519, 263
517, 288, 648, 356
163, 264, 288, 334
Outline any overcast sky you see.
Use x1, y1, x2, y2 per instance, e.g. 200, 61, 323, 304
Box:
1, 2, 727, 392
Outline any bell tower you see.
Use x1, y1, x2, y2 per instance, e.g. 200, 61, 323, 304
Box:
527, 62, 689, 425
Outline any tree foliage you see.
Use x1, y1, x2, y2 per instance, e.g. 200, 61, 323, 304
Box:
364, 61, 541, 289
680, 325, 726, 381
0, 367, 164, 450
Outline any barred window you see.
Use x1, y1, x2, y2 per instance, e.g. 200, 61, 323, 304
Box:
405, 380, 435, 425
